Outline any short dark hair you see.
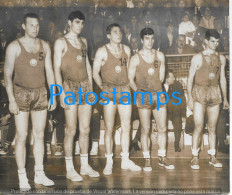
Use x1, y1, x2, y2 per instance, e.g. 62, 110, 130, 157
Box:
205, 29, 220, 40
140, 28, 154, 39
68, 11, 85, 22
165, 69, 174, 79
23, 13, 39, 24
106, 23, 121, 35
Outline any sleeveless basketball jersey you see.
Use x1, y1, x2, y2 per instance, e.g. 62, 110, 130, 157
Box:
61, 37, 88, 82
136, 51, 162, 92
194, 53, 221, 86
101, 45, 129, 86
14, 39, 45, 88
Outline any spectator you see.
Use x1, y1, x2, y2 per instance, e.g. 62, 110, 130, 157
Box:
193, 27, 207, 52
199, 7, 215, 29
0, 31, 10, 62
159, 21, 178, 54
179, 11, 196, 46
130, 35, 140, 55
167, 34, 195, 55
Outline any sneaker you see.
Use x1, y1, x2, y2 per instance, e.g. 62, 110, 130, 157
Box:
143, 158, 152, 172
34, 172, 54, 186
54, 146, 63, 156
19, 174, 31, 192
46, 143, 52, 155
121, 159, 141, 171
0, 146, 7, 155
66, 168, 83, 182
209, 155, 223, 168
90, 146, 98, 156
75, 142, 80, 155
159, 157, 175, 169
191, 156, 200, 170
103, 163, 113, 175
80, 165, 100, 178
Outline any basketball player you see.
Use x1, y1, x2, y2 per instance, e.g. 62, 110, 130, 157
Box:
4, 13, 56, 191
54, 11, 99, 181
93, 23, 141, 175
128, 28, 175, 171
187, 29, 229, 169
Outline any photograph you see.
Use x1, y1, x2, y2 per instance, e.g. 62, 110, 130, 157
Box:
0, 0, 229, 194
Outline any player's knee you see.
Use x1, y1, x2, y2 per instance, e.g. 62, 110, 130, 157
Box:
207, 126, 216, 134
33, 129, 44, 139
157, 125, 167, 134
16, 132, 28, 142
121, 122, 131, 132
141, 126, 150, 135
79, 126, 90, 137
65, 125, 77, 137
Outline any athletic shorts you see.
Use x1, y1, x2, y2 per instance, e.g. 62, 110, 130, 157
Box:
63, 79, 94, 105
101, 83, 131, 104
135, 90, 166, 110
14, 84, 48, 112
192, 85, 222, 106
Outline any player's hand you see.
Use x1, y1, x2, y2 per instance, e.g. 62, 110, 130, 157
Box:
187, 97, 193, 111
48, 97, 57, 111
60, 93, 70, 109
223, 100, 229, 110
9, 101, 19, 115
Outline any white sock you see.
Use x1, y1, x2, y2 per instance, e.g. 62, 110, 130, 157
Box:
208, 149, 216, 156
105, 153, 113, 164
158, 149, 166, 157
92, 141, 98, 149
34, 165, 44, 176
121, 152, 129, 162
18, 168, 27, 180
65, 156, 74, 171
80, 153, 88, 167
192, 148, 200, 156
75, 141, 79, 148
143, 151, 150, 159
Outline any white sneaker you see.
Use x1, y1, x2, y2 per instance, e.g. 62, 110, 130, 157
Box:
34, 172, 54, 186
121, 159, 141, 171
46, 143, 52, 155
75, 142, 80, 155
66, 168, 83, 182
103, 163, 113, 175
90, 147, 98, 156
80, 165, 100, 178
54, 146, 63, 156
19, 175, 31, 192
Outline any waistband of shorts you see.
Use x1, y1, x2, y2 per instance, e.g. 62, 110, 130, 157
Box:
64, 78, 89, 85
101, 83, 130, 88
14, 83, 46, 91
193, 84, 219, 89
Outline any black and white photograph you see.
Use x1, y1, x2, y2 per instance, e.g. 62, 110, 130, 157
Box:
0, 0, 230, 194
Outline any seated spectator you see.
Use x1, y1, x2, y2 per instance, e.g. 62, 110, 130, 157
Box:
193, 26, 207, 52
163, 69, 186, 152
159, 21, 178, 54
214, 19, 229, 52
0, 74, 15, 155
179, 11, 196, 46
167, 34, 195, 59
129, 35, 140, 55
199, 7, 215, 29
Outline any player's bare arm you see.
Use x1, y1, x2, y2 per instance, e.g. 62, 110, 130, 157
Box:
4, 41, 20, 115
219, 54, 229, 109
128, 54, 139, 92
43, 40, 57, 111
124, 45, 131, 69
187, 54, 201, 110
93, 46, 107, 90
54, 38, 69, 109
81, 37, 93, 87
157, 51, 165, 82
